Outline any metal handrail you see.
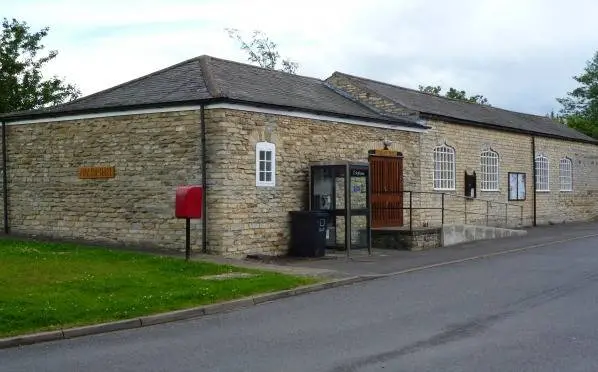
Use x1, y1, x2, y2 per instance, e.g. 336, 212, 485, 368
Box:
394, 190, 524, 231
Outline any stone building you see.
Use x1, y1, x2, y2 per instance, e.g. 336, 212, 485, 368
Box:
1, 55, 596, 255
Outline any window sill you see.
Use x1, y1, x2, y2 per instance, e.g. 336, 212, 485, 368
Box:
560, 190, 573, 193
433, 188, 456, 192
536, 190, 550, 193
481, 189, 500, 192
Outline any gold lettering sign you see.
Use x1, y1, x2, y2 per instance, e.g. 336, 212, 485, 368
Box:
78, 166, 116, 179
372, 149, 402, 157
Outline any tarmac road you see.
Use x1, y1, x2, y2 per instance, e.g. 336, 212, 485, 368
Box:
2, 234, 598, 371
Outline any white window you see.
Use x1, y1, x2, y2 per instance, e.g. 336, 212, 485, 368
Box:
535, 154, 550, 191
560, 157, 573, 191
433, 144, 456, 190
256, 142, 275, 187
480, 149, 499, 191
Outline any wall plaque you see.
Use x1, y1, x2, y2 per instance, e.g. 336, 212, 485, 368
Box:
79, 166, 115, 179
368, 149, 403, 157
508, 172, 526, 201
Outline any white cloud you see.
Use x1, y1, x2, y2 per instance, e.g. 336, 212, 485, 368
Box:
5, 0, 598, 115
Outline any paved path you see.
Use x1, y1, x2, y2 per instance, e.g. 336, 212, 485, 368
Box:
201, 221, 598, 278
2, 227, 598, 371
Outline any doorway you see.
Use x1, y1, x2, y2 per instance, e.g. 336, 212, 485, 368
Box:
369, 154, 404, 228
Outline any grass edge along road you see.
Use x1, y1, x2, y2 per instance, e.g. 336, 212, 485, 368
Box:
0, 238, 315, 337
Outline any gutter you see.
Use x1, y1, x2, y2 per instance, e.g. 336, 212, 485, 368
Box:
200, 106, 207, 253
1, 97, 428, 131
2, 121, 8, 234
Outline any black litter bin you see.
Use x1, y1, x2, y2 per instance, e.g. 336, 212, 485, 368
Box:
289, 211, 329, 257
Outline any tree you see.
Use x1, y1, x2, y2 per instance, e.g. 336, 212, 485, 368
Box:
0, 18, 80, 114
418, 85, 490, 105
226, 28, 299, 74
557, 51, 598, 139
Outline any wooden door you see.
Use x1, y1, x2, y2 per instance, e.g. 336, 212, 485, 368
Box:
370, 155, 404, 227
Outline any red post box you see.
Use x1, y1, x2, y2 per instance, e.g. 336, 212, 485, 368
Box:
175, 186, 203, 219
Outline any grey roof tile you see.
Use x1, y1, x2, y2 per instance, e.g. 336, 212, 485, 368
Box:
3, 58, 210, 119
1, 56, 423, 129
333, 72, 596, 143
204, 56, 403, 120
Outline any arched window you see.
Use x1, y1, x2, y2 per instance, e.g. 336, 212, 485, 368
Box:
433, 144, 456, 190
480, 149, 499, 191
535, 154, 549, 191
256, 142, 275, 187
559, 157, 573, 191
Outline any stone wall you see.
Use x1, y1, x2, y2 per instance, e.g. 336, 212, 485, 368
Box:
533, 137, 598, 224
326, 74, 598, 228
3, 110, 203, 250
4, 105, 596, 257
418, 120, 534, 228
204, 108, 421, 256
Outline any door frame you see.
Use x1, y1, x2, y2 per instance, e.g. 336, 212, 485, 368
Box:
368, 149, 404, 228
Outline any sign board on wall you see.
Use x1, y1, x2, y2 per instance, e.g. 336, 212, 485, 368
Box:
78, 166, 116, 179
508, 172, 526, 201
368, 149, 403, 157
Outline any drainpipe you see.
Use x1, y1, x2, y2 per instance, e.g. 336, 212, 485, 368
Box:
532, 136, 537, 226
200, 106, 208, 253
2, 121, 8, 234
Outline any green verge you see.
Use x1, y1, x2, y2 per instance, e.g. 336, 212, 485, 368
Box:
0, 238, 316, 337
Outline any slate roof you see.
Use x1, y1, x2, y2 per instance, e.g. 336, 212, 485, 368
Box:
1, 56, 422, 129
331, 72, 596, 143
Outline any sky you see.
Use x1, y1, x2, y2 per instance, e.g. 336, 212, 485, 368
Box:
5, 0, 598, 116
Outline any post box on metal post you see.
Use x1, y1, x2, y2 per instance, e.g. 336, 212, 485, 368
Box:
175, 186, 203, 261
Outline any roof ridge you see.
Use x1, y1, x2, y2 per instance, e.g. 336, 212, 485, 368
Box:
206, 55, 325, 83
199, 55, 223, 98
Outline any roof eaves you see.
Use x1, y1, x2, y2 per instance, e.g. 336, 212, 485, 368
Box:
1, 96, 428, 130
0, 98, 223, 122
223, 98, 429, 130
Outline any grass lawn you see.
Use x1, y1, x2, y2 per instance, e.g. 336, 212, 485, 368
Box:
0, 238, 316, 338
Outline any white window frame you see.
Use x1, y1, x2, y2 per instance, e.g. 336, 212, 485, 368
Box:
256, 142, 276, 187
433, 144, 456, 191
480, 149, 500, 191
559, 157, 573, 192
535, 154, 550, 192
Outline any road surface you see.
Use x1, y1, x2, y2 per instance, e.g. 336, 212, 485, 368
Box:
2, 235, 598, 371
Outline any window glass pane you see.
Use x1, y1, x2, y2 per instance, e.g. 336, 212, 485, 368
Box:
480, 150, 499, 190
434, 145, 455, 189
560, 158, 572, 190
256, 143, 275, 186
